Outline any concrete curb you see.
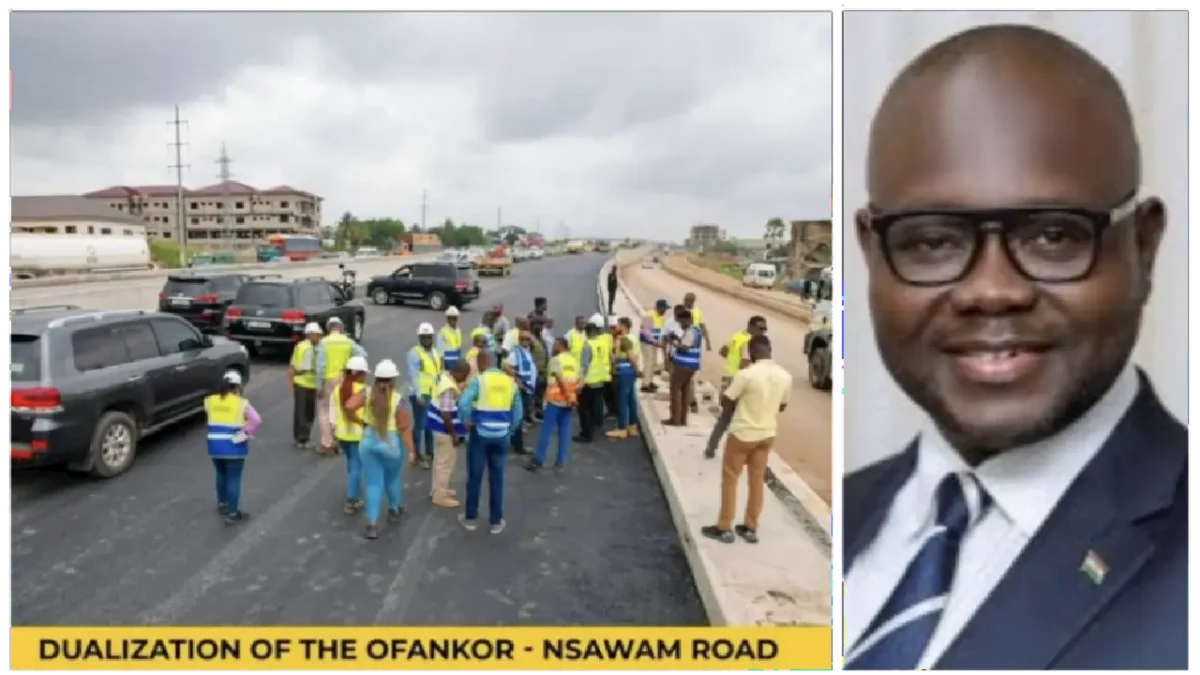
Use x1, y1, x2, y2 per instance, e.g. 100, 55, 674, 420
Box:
612, 252, 831, 541
660, 255, 810, 323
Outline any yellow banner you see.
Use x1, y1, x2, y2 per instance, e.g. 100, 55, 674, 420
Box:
12, 626, 832, 670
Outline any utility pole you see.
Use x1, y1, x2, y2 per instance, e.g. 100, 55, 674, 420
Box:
216, 143, 234, 252
420, 189, 428, 231
167, 105, 190, 267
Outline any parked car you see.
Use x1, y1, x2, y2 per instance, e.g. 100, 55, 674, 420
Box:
367, 262, 480, 311
223, 276, 366, 356
11, 306, 250, 478
158, 273, 253, 333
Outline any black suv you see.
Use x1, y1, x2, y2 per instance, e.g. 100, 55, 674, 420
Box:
223, 276, 366, 355
158, 272, 253, 333
11, 306, 251, 478
367, 262, 480, 312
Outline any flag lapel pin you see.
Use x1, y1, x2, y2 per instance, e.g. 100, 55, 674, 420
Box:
1080, 549, 1109, 585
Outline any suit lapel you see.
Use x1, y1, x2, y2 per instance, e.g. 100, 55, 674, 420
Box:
936, 380, 1184, 669
844, 440, 919, 574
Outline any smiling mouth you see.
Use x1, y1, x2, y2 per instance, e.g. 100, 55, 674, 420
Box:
948, 345, 1050, 385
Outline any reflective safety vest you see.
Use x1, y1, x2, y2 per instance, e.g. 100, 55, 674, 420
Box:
440, 325, 463, 369
688, 305, 705, 326
466, 346, 481, 371
363, 390, 402, 433
321, 333, 355, 381
426, 372, 467, 436
474, 370, 517, 435
471, 326, 496, 351
411, 346, 441, 397
641, 311, 666, 345
546, 353, 580, 405
724, 331, 752, 377
672, 326, 703, 371
333, 381, 366, 442
511, 346, 536, 390
290, 340, 317, 389
585, 335, 612, 386
566, 329, 586, 359
205, 393, 250, 459
614, 336, 637, 376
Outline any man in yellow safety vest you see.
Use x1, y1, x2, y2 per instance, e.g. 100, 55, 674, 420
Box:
289, 322, 324, 449
457, 350, 523, 535
315, 317, 366, 454
407, 322, 442, 469
565, 315, 588, 362
427, 362, 472, 508
704, 315, 768, 458
574, 314, 612, 443
438, 306, 464, 371
639, 299, 671, 393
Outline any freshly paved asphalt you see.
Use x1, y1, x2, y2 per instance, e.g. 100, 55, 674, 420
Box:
12, 254, 706, 626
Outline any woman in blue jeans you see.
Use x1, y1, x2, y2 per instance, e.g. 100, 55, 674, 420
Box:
345, 359, 416, 540
333, 356, 371, 515
607, 317, 641, 439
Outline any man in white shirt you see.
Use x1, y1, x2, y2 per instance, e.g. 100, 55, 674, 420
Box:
842, 24, 1186, 671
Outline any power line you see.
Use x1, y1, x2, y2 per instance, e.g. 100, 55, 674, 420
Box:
167, 105, 190, 267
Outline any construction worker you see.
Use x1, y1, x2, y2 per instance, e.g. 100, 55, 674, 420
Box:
438, 306, 464, 370
607, 317, 642, 439
639, 299, 670, 393
472, 311, 499, 353
565, 315, 588, 361
427, 361, 472, 508
333, 356, 371, 514
315, 317, 366, 455
466, 332, 489, 378
458, 349, 523, 535
205, 370, 262, 525
290, 323, 323, 449
343, 359, 416, 541
704, 316, 768, 459
407, 322, 442, 470
503, 330, 537, 454
528, 315, 550, 421
526, 336, 579, 473
574, 314, 611, 443
665, 305, 703, 426
501, 316, 529, 356
683, 292, 712, 415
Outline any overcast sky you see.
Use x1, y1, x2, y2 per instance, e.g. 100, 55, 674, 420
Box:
12, 12, 831, 240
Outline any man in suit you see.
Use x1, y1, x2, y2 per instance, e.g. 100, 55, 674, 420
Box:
843, 24, 1187, 670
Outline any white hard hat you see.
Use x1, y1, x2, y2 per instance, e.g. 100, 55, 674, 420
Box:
327, 316, 343, 328
346, 356, 369, 373
374, 359, 401, 379
588, 313, 604, 327
417, 322, 436, 336
444, 306, 460, 317
304, 322, 323, 335
223, 370, 243, 385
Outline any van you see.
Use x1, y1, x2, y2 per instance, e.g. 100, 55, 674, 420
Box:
742, 263, 778, 289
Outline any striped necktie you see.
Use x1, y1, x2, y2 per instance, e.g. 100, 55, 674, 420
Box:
846, 472, 987, 670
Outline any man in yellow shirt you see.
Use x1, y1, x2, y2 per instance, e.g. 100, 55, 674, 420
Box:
704, 315, 769, 458
700, 335, 792, 545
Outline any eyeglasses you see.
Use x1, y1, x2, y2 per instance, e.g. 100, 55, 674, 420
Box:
868, 191, 1138, 286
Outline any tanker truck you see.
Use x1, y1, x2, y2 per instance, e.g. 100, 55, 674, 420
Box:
11, 233, 152, 279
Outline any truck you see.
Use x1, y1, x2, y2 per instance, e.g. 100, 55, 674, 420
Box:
566, 240, 584, 255
11, 234, 151, 279
476, 245, 513, 277
802, 266, 833, 391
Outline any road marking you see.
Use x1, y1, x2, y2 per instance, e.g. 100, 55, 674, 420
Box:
371, 509, 445, 625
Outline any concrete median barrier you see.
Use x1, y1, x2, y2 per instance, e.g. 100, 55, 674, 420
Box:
659, 255, 810, 323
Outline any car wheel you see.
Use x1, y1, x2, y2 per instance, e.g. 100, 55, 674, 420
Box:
428, 291, 447, 311
808, 345, 832, 391
353, 315, 365, 341
372, 288, 391, 305
89, 411, 139, 478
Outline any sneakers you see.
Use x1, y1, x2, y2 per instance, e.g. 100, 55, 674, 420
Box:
490, 520, 506, 535
431, 491, 459, 508
627, 424, 639, 436
224, 511, 250, 526
217, 503, 228, 516
343, 499, 363, 515
387, 507, 404, 522
605, 429, 628, 439
363, 524, 380, 540
735, 524, 759, 544
524, 460, 542, 472
700, 525, 735, 544
457, 514, 477, 531
419, 456, 432, 470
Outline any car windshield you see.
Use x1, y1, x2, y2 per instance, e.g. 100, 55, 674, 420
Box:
12, 335, 43, 381
235, 284, 293, 307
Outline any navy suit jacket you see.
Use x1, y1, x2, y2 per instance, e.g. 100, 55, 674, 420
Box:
844, 373, 1188, 670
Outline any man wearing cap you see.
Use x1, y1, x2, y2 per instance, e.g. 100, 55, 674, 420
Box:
407, 322, 442, 470
289, 322, 323, 449
315, 317, 367, 454
438, 307, 464, 371
639, 300, 670, 393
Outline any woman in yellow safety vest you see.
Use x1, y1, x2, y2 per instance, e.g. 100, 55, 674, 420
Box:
527, 337, 580, 472
333, 356, 371, 515
205, 370, 262, 525
344, 359, 416, 540
606, 317, 642, 440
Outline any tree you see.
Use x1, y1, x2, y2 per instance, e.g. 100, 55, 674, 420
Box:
763, 217, 786, 244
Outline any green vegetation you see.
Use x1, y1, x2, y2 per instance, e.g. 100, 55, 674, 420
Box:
333, 212, 500, 250
150, 239, 184, 269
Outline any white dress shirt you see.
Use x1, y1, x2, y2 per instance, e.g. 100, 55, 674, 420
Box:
844, 365, 1139, 669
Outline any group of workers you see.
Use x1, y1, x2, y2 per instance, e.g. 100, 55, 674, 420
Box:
204, 281, 785, 544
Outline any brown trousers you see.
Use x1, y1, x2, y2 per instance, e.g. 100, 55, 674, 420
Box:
430, 433, 457, 498
668, 367, 696, 424
718, 434, 774, 531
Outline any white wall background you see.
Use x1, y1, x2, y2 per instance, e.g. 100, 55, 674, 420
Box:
843, 11, 1189, 473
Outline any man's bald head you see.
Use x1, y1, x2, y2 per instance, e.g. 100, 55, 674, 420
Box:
867, 23, 1140, 208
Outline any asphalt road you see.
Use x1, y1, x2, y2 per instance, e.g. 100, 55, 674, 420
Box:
11, 254, 706, 626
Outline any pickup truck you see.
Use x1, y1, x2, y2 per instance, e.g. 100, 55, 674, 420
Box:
367, 261, 480, 311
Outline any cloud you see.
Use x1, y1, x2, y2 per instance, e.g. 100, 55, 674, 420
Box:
12, 11, 831, 239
